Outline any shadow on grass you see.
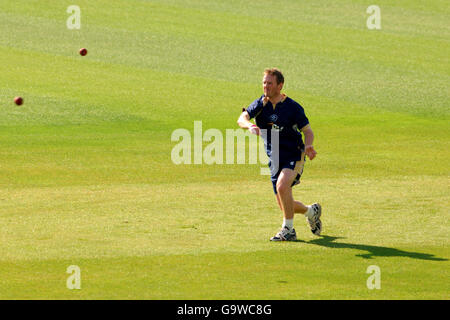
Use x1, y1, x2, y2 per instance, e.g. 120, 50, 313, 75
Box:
296, 235, 448, 261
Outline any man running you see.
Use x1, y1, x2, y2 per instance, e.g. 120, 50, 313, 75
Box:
237, 68, 322, 241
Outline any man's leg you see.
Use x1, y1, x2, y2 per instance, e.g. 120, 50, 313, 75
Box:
275, 168, 297, 220
270, 154, 322, 240
270, 168, 298, 241
275, 172, 307, 215
294, 200, 308, 214
276, 191, 311, 215
274, 172, 322, 237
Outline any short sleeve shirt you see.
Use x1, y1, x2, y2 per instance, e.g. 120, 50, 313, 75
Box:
246, 94, 309, 162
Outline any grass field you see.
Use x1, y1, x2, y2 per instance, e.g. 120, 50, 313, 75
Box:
0, 0, 448, 299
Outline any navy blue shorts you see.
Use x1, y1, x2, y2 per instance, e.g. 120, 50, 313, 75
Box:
270, 153, 306, 194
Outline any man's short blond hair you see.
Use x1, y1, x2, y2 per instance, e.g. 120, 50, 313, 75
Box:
264, 68, 284, 84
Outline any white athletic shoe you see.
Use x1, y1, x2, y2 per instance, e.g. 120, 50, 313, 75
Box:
270, 226, 297, 241
307, 203, 322, 236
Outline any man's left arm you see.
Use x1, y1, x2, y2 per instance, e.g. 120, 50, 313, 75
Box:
300, 124, 317, 160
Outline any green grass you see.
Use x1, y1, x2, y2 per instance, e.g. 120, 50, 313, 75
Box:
0, 0, 448, 299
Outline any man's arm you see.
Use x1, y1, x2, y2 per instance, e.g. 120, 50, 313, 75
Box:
237, 111, 260, 135
301, 124, 317, 160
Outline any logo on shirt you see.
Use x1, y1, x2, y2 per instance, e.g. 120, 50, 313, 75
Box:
269, 114, 278, 122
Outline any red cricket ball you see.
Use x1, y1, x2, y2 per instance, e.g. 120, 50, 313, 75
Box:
79, 48, 88, 56
14, 97, 23, 106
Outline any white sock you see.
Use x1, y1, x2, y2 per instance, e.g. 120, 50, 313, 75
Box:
305, 206, 314, 219
282, 218, 294, 230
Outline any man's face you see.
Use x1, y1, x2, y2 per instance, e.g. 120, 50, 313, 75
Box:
263, 74, 283, 98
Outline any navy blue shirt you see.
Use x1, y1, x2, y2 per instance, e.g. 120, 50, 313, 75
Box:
246, 94, 309, 162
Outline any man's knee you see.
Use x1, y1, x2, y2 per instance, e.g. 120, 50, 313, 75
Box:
276, 180, 290, 195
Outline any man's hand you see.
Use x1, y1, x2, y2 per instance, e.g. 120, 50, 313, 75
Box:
238, 111, 260, 135
305, 145, 317, 160
248, 124, 261, 136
